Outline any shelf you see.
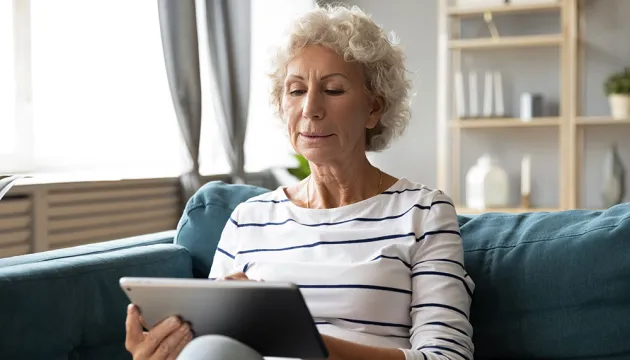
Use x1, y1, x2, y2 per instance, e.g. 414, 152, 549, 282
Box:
451, 117, 561, 128
576, 116, 630, 126
456, 206, 559, 214
449, 35, 563, 50
448, 2, 561, 17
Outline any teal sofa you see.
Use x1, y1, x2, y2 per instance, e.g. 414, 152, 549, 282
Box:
1, 181, 629, 360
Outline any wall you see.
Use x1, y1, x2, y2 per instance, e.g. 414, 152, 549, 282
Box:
335, 0, 630, 209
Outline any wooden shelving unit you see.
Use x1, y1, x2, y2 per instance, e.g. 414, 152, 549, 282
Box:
449, 34, 563, 50
451, 117, 561, 128
437, 0, 580, 213
576, 116, 630, 126
447, 2, 561, 17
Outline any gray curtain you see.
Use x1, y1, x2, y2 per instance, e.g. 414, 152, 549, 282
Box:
204, 0, 251, 184
157, 0, 203, 202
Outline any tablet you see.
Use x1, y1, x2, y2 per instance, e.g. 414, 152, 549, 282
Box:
119, 277, 328, 359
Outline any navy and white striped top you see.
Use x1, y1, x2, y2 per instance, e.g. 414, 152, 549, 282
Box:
209, 178, 474, 360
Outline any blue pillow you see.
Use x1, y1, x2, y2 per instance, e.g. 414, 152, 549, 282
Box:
174, 181, 269, 278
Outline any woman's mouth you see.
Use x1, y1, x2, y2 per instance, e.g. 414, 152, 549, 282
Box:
300, 133, 333, 139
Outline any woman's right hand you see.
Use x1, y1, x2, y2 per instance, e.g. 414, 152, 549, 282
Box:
125, 304, 193, 360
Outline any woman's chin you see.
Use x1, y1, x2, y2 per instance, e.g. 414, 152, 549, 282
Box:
298, 148, 339, 165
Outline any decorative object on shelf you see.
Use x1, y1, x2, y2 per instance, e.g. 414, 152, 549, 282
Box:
494, 71, 505, 117
465, 154, 509, 210
483, 11, 500, 40
601, 144, 625, 208
483, 72, 494, 117
521, 155, 531, 208
469, 71, 479, 117
460, 71, 504, 119
519, 93, 543, 122
604, 67, 630, 120
455, 72, 466, 118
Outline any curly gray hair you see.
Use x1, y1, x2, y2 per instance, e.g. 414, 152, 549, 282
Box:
269, 4, 412, 151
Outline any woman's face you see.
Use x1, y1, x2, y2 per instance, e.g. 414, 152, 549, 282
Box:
281, 45, 383, 165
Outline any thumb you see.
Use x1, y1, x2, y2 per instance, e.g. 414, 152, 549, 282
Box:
125, 304, 145, 348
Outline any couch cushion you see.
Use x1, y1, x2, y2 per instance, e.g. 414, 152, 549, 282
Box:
459, 203, 630, 359
0, 243, 192, 360
174, 181, 269, 278
0, 230, 176, 269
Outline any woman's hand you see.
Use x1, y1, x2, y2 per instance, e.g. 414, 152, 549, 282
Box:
125, 304, 193, 360
220, 271, 250, 280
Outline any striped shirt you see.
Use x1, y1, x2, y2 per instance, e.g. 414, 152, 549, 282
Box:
208, 178, 474, 360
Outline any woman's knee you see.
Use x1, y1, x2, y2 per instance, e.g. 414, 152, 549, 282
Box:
177, 335, 263, 360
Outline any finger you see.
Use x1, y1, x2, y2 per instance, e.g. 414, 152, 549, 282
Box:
165, 326, 193, 360
125, 304, 145, 351
138, 316, 182, 358
151, 322, 191, 360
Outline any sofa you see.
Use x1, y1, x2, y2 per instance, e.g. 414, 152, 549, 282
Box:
1, 181, 629, 360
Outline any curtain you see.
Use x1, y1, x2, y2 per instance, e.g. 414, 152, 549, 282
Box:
203, 0, 251, 184
157, 0, 203, 202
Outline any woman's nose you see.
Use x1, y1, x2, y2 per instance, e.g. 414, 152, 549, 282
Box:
302, 90, 325, 120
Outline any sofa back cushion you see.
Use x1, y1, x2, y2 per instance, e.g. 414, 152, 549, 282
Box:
174, 181, 269, 278
175, 182, 630, 359
459, 204, 630, 359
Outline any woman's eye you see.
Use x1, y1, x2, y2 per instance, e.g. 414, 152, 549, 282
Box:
289, 89, 306, 96
325, 89, 345, 96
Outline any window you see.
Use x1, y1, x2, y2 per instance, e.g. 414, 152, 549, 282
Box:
1, 0, 228, 178
0, 1, 16, 156
244, 0, 315, 173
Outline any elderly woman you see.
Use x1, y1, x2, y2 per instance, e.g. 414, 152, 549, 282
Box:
125, 4, 473, 360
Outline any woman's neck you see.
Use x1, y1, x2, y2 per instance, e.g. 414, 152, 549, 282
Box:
306, 157, 382, 209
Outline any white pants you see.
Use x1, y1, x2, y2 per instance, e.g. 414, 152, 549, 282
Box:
177, 335, 264, 360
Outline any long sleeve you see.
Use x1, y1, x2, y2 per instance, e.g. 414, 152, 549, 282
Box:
208, 207, 242, 280
401, 192, 474, 360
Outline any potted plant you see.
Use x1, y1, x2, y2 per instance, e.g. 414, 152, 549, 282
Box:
604, 67, 630, 120
287, 154, 311, 181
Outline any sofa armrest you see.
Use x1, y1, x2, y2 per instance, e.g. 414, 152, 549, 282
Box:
0, 242, 192, 360
0, 230, 176, 269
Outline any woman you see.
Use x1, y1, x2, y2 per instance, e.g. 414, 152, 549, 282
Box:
126, 4, 474, 360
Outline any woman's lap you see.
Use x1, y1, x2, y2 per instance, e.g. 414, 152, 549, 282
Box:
177, 335, 264, 360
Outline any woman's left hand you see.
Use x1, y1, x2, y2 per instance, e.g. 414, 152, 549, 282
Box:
220, 272, 250, 281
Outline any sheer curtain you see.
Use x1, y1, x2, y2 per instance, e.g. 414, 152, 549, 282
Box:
29, 0, 186, 177
244, 0, 315, 173
0, 1, 16, 156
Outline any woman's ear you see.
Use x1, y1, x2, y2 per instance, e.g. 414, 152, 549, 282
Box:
366, 95, 385, 129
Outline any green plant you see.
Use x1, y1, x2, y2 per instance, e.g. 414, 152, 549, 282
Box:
287, 154, 311, 180
604, 67, 630, 95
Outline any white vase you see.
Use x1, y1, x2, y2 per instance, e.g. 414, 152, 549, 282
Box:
608, 94, 630, 120
466, 155, 509, 210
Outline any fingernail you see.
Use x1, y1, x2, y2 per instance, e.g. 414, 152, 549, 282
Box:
127, 304, 134, 313
169, 316, 180, 326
